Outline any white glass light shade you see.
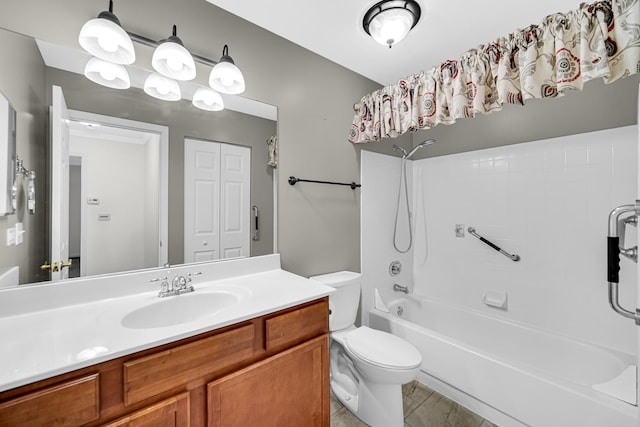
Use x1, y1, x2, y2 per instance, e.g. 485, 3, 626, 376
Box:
368, 8, 414, 47
192, 87, 224, 111
84, 57, 130, 89
143, 73, 181, 101
209, 61, 245, 95
78, 17, 135, 64
152, 41, 196, 81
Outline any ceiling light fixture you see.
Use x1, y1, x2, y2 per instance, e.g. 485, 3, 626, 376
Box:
83, 57, 130, 89
209, 45, 246, 95
363, 0, 421, 48
78, 0, 136, 64
152, 25, 196, 81
192, 87, 224, 111
143, 73, 181, 101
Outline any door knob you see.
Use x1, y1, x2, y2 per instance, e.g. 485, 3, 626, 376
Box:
41, 261, 60, 272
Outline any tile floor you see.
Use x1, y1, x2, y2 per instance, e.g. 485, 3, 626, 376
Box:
330, 381, 499, 427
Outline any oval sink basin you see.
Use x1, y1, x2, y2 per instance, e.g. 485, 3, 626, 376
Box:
122, 291, 240, 329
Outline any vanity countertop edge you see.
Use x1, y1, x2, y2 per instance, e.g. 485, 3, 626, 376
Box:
0, 254, 335, 392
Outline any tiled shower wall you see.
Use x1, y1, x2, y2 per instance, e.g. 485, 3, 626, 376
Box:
362, 125, 638, 355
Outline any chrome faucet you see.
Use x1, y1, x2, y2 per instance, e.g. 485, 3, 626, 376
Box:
393, 284, 409, 294
157, 274, 195, 297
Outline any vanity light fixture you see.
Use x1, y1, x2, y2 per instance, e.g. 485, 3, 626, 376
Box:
151, 25, 196, 81
83, 57, 131, 89
209, 45, 246, 95
79, 4, 247, 111
143, 73, 181, 101
363, 0, 421, 48
78, 0, 136, 64
192, 87, 224, 111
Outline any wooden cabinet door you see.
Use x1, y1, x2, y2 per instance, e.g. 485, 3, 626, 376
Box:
103, 393, 190, 427
207, 335, 329, 427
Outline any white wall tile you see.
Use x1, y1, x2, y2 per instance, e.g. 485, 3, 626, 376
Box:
361, 125, 638, 356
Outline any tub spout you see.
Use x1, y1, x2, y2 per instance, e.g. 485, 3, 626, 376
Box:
393, 284, 409, 294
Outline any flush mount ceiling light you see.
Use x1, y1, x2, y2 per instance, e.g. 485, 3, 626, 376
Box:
363, 0, 421, 48
209, 45, 246, 95
78, 0, 135, 64
144, 73, 181, 101
83, 57, 130, 89
192, 87, 224, 111
152, 25, 196, 81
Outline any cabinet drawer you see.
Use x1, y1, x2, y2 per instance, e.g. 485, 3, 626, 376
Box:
0, 374, 99, 427
123, 323, 255, 406
265, 299, 328, 352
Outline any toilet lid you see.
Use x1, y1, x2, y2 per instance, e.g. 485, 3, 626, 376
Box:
343, 327, 422, 369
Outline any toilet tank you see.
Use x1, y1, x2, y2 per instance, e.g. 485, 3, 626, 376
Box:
309, 271, 361, 332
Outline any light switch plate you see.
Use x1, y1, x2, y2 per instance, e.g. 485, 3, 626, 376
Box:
6, 228, 15, 246
15, 222, 24, 245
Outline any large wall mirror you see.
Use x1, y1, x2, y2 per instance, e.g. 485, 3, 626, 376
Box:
0, 25, 278, 287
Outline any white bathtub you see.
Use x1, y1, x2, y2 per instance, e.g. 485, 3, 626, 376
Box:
369, 295, 637, 427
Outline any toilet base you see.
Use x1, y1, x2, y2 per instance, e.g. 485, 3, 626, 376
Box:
332, 379, 404, 427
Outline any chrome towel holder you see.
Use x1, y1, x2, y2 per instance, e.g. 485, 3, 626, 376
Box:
468, 227, 520, 262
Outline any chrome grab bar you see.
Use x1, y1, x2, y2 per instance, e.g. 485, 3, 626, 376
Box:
607, 201, 640, 324
467, 227, 520, 262
252, 205, 259, 241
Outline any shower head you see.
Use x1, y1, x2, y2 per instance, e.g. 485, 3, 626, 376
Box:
404, 139, 436, 159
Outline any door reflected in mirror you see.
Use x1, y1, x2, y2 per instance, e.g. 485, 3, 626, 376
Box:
66, 110, 167, 278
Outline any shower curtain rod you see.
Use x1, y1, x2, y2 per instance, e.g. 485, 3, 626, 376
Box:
288, 176, 361, 190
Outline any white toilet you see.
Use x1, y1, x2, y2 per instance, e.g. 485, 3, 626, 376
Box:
310, 271, 422, 427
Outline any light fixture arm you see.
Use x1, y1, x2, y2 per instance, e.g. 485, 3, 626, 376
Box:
97, 0, 121, 26
219, 45, 234, 64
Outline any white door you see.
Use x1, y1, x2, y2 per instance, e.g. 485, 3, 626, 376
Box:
184, 138, 221, 262
50, 85, 71, 281
220, 143, 251, 258
184, 139, 251, 262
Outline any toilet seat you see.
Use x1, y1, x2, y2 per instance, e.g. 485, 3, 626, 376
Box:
342, 327, 421, 370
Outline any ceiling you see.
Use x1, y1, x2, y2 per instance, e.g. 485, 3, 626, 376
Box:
206, 0, 582, 86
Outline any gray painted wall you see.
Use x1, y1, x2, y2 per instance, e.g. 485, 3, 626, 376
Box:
0, 30, 47, 284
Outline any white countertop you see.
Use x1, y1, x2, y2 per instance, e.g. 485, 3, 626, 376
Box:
0, 254, 334, 392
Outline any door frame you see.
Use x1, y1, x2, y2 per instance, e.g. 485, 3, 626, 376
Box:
67, 109, 169, 267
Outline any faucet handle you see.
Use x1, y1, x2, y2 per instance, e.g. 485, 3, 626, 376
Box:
149, 276, 167, 282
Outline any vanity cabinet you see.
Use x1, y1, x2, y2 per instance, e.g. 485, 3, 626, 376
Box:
0, 298, 329, 427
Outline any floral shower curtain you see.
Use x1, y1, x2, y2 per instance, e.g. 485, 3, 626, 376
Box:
349, 0, 640, 144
